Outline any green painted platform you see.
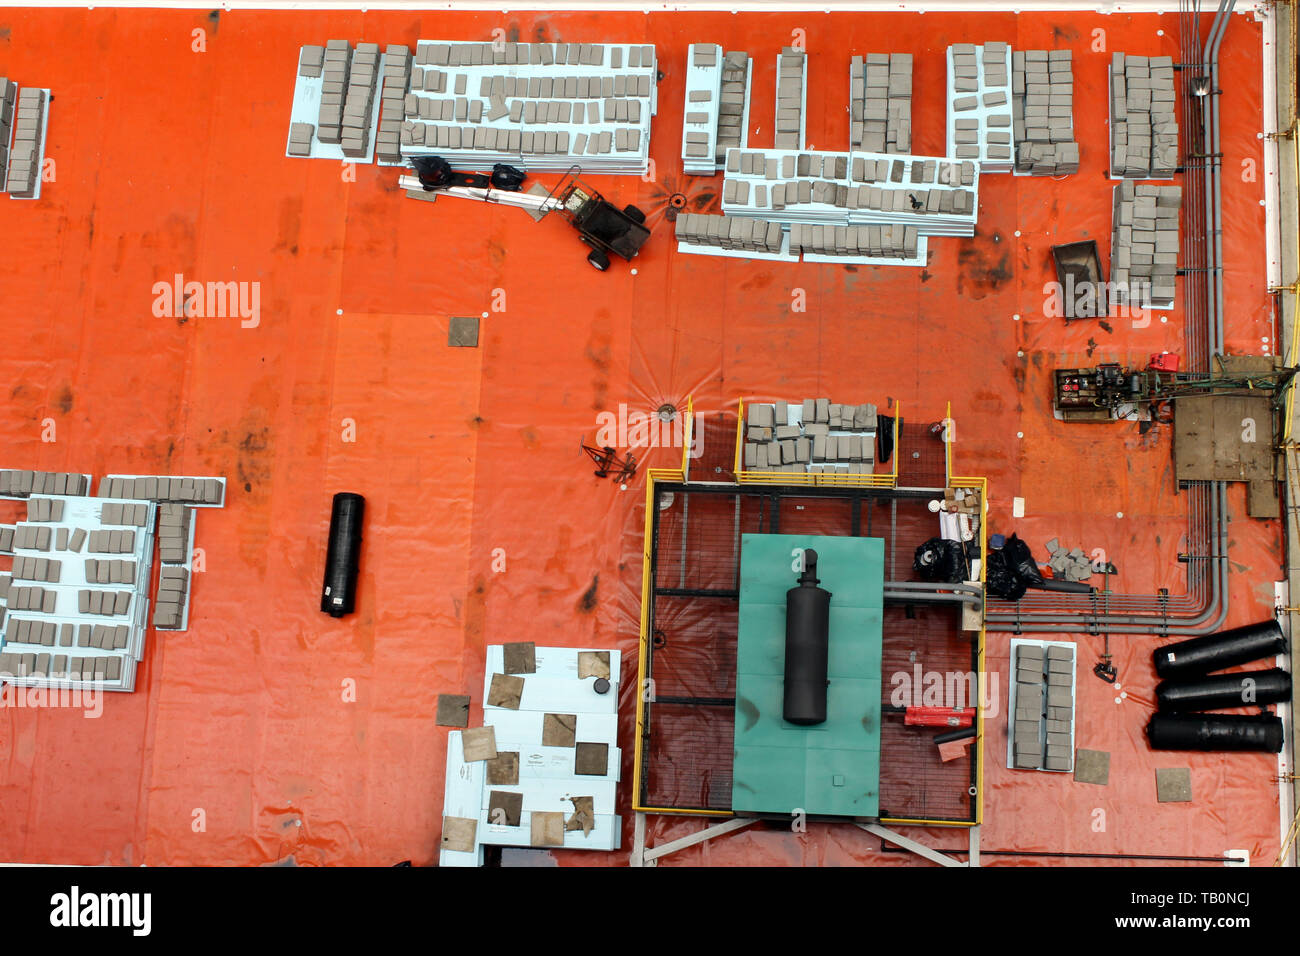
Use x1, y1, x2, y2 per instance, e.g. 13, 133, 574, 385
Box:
732, 533, 884, 819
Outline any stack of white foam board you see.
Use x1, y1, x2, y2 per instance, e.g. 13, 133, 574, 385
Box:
0, 493, 156, 692
286, 40, 384, 162
850, 54, 912, 154
774, 47, 806, 150
401, 40, 657, 175
5, 85, 49, 200
1012, 49, 1079, 175
1111, 181, 1180, 308
682, 44, 723, 174
440, 644, 622, 866
946, 42, 1014, 173
1109, 52, 1178, 179
721, 147, 978, 238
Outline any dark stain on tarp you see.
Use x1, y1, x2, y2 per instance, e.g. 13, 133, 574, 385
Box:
276, 196, 302, 257
54, 385, 74, 414
207, 10, 220, 33
956, 234, 1012, 299
578, 575, 599, 612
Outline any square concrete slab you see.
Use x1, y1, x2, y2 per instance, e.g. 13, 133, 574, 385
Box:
486, 751, 520, 786
542, 713, 577, 747
435, 693, 470, 727
574, 741, 609, 775
487, 789, 524, 826
461, 726, 498, 762
503, 640, 536, 674
1074, 749, 1110, 785
441, 815, 478, 852
530, 811, 565, 847
487, 673, 525, 709
1157, 767, 1192, 802
448, 316, 480, 347
577, 650, 611, 679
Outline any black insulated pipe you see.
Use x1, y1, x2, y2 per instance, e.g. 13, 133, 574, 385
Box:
321, 492, 365, 618
1156, 668, 1292, 712
1152, 620, 1287, 679
1146, 712, 1284, 753
783, 548, 831, 726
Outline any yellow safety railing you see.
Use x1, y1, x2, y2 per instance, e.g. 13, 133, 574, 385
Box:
946, 401, 989, 828
734, 398, 900, 489
633, 397, 987, 825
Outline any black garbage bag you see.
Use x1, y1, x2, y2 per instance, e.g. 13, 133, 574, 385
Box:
1003, 534, 1045, 588
985, 548, 1027, 601
913, 537, 968, 584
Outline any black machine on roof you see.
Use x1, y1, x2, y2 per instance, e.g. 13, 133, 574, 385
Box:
404, 159, 650, 272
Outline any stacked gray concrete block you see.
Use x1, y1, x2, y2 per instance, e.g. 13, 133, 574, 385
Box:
774, 47, 806, 150
403, 41, 657, 174
722, 148, 977, 239
851, 54, 911, 154
26, 497, 66, 523
153, 567, 189, 630
5, 87, 46, 198
0, 651, 123, 683
1043, 646, 1075, 770
946, 42, 1014, 173
1012, 643, 1075, 771
83, 559, 137, 586
11, 555, 61, 583
157, 504, 192, 564
317, 40, 353, 145
287, 122, 315, 157
1109, 53, 1178, 179
99, 501, 149, 526
376, 44, 412, 164
742, 401, 878, 475
675, 213, 785, 254
715, 51, 750, 162
0, 471, 91, 497
97, 475, 225, 505
341, 42, 381, 158
1044, 538, 1091, 582
791, 222, 917, 261
1012, 49, 1079, 175
0, 79, 14, 192
298, 45, 325, 78
1111, 181, 1181, 307
1012, 644, 1045, 769
682, 44, 722, 174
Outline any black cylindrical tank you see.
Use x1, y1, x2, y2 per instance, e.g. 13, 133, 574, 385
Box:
783, 548, 831, 726
321, 493, 365, 618
1152, 620, 1287, 679
1146, 713, 1284, 753
1156, 668, 1292, 712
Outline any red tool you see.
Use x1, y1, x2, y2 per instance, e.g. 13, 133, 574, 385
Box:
1148, 352, 1180, 372
902, 706, 975, 728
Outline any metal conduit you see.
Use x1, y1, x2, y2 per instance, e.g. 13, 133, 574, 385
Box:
987, 1, 1236, 634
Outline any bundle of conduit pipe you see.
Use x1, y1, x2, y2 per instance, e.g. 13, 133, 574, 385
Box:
1146, 620, 1291, 753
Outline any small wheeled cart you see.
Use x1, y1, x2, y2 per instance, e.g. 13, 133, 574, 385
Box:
544, 165, 651, 271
